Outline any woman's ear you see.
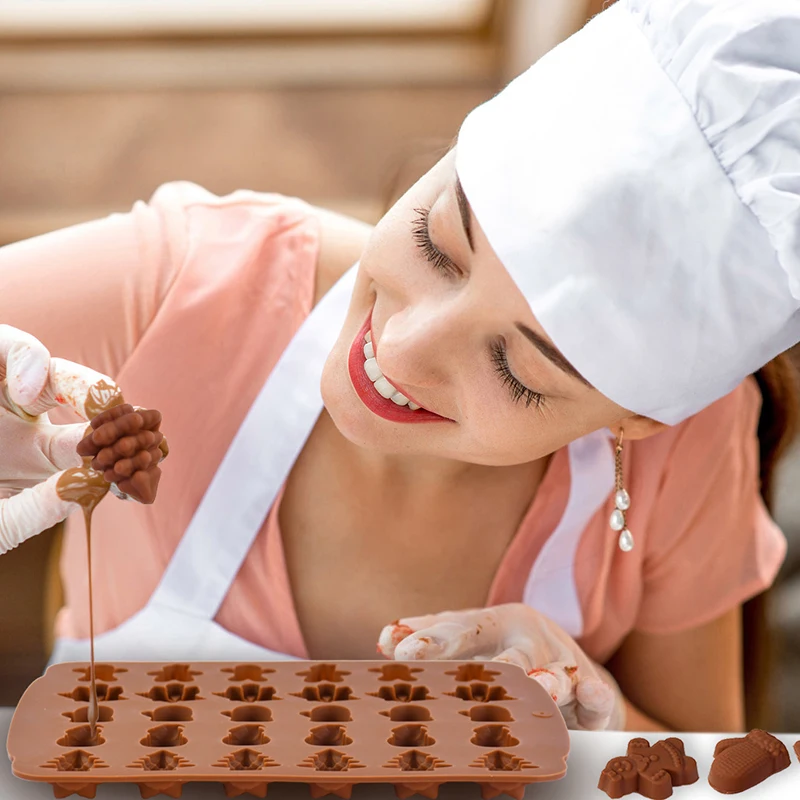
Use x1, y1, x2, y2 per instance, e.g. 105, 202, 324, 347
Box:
611, 415, 670, 441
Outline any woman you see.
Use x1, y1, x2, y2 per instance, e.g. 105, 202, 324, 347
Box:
1, 0, 799, 733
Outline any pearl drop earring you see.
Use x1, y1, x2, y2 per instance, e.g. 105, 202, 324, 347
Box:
610, 429, 633, 552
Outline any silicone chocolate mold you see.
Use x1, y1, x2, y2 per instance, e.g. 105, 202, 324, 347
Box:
8, 660, 569, 799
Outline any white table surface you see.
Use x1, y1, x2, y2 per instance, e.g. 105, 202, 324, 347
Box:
3, 708, 799, 799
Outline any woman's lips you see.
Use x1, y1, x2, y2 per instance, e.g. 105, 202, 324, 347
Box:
347, 314, 449, 424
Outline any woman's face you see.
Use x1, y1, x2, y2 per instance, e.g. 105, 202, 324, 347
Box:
321, 150, 651, 467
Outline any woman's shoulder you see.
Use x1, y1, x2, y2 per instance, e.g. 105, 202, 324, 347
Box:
144, 181, 372, 307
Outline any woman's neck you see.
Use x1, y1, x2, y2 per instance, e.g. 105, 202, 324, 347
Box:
319, 409, 549, 502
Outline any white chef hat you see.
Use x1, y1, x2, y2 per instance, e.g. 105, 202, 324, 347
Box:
455, 0, 800, 425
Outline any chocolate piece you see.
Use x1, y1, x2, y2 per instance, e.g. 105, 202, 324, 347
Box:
795, 740, 799, 763
708, 729, 790, 794
76, 404, 165, 505
598, 737, 698, 799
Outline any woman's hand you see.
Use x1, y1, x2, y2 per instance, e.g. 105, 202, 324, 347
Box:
0, 324, 155, 554
378, 603, 625, 731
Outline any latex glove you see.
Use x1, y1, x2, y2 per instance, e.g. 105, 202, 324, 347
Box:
0, 324, 155, 554
378, 603, 625, 731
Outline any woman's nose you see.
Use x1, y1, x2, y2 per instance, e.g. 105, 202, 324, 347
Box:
375, 301, 466, 390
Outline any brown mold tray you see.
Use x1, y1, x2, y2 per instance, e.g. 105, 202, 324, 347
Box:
7, 660, 569, 799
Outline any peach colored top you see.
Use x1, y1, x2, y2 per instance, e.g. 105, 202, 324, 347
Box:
0, 183, 786, 666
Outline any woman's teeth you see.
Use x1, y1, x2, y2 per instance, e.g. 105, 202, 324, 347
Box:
362, 330, 420, 410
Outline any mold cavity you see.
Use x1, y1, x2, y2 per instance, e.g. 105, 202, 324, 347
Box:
304, 725, 353, 747
214, 684, 278, 703
42, 750, 106, 772
385, 750, 451, 771
140, 725, 188, 748
460, 705, 515, 722
291, 684, 355, 703
60, 684, 124, 702
221, 665, 274, 682
223, 705, 273, 722
297, 664, 351, 683
300, 749, 364, 772
446, 684, 513, 703
129, 751, 194, 771
388, 725, 436, 748
73, 664, 127, 683
222, 724, 270, 746
369, 664, 422, 682
301, 705, 352, 722
470, 725, 520, 748
369, 684, 432, 703
62, 706, 113, 723
215, 749, 278, 771
472, 751, 537, 771
147, 664, 201, 682
143, 706, 194, 722
381, 705, 433, 722
446, 664, 499, 683
137, 684, 201, 703
57, 726, 106, 748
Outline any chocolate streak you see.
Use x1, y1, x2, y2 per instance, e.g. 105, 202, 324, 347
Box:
55, 380, 124, 743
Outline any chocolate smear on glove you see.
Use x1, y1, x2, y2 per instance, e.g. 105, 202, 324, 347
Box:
83, 379, 124, 420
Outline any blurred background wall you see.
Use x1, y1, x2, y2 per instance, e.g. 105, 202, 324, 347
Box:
1, 0, 799, 732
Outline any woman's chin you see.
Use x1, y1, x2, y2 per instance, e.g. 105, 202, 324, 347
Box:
320, 350, 374, 448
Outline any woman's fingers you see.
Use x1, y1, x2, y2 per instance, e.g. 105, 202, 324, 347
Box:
574, 676, 615, 731
379, 608, 505, 661
34, 422, 90, 471
490, 645, 535, 673
47, 358, 124, 421
392, 621, 487, 661
527, 660, 579, 706
0, 471, 85, 555
527, 660, 613, 730
0, 325, 50, 416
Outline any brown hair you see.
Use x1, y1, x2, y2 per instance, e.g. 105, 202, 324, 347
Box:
744, 351, 800, 729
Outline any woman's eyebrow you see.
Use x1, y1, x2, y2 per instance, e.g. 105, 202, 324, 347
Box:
515, 323, 591, 386
454, 177, 475, 253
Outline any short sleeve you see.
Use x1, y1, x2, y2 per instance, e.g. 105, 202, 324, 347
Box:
634, 378, 787, 634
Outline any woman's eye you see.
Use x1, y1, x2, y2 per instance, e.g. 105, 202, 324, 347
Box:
490, 340, 545, 410
411, 206, 461, 278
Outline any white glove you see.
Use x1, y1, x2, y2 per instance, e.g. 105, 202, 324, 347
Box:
378, 603, 626, 731
0, 324, 123, 554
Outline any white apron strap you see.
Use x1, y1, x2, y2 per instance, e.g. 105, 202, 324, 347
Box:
149, 264, 358, 619
522, 429, 615, 638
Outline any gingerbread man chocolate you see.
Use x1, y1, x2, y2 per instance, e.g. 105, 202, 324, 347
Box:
708, 729, 790, 794
598, 737, 699, 799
